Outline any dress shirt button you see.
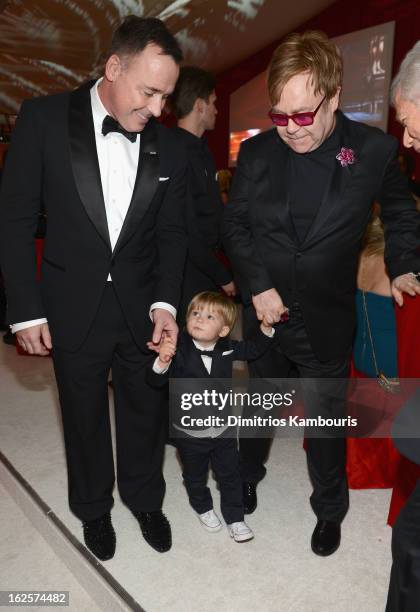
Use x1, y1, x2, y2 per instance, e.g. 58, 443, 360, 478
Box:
296, 252, 302, 258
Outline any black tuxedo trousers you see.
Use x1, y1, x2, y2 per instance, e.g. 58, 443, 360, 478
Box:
240, 303, 350, 523
53, 284, 166, 521
176, 437, 244, 524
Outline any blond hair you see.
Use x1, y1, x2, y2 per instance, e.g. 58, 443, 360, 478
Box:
186, 291, 237, 330
267, 30, 342, 105
217, 169, 232, 193
361, 216, 385, 257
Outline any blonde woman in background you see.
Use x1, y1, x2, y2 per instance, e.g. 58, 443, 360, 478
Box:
346, 216, 400, 491
217, 169, 232, 205
354, 216, 397, 378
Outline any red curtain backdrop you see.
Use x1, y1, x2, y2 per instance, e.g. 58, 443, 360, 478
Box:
346, 358, 401, 491
0, 143, 8, 166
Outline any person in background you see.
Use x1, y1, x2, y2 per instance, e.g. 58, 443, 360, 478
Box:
386, 39, 420, 612
346, 214, 401, 490
0, 16, 187, 560
223, 30, 420, 557
354, 216, 397, 379
170, 66, 236, 325
397, 150, 420, 201
217, 168, 233, 205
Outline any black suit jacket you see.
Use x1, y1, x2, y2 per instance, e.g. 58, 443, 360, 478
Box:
173, 127, 232, 315
223, 112, 420, 361
0, 81, 188, 351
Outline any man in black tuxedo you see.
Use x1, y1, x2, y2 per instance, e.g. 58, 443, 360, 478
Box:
170, 66, 236, 324
223, 31, 420, 556
0, 16, 188, 559
386, 41, 420, 611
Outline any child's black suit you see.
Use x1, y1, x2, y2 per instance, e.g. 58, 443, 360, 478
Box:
148, 328, 274, 524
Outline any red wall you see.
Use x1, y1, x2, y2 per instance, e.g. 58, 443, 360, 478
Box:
0, 143, 8, 167
208, 0, 420, 175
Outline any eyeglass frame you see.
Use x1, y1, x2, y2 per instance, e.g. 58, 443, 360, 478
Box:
268, 96, 327, 127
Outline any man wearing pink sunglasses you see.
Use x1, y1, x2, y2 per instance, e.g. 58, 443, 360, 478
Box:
223, 30, 420, 557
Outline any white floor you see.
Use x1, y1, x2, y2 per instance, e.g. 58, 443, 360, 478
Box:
0, 340, 392, 612
0, 481, 102, 612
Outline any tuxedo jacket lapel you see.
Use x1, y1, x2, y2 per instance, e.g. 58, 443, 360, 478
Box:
209, 351, 227, 378
302, 114, 364, 249
69, 81, 111, 251
69, 84, 160, 256
207, 338, 232, 378
113, 120, 160, 256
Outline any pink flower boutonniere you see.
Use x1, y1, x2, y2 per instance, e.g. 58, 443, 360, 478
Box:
336, 147, 356, 167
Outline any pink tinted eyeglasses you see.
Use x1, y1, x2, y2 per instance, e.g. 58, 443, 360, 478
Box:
268, 96, 326, 127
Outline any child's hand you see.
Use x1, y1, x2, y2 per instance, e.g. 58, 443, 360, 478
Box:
157, 336, 176, 369
147, 331, 175, 354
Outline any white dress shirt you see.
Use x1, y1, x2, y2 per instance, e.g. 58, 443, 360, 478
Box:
12, 78, 175, 333
92, 78, 140, 254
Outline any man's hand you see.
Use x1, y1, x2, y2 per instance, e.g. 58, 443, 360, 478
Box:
221, 281, 237, 297
391, 273, 420, 306
16, 323, 52, 356
149, 308, 179, 352
252, 288, 288, 326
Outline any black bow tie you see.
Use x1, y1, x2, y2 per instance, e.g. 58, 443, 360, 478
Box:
102, 115, 138, 143
197, 349, 214, 358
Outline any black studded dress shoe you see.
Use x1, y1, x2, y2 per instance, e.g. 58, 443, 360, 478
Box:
82, 512, 116, 561
311, 520, 341, 556
243, 482, 257, 514
135, 510, 172, 553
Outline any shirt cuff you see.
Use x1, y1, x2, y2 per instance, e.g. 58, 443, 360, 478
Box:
152, 356, 170, 374
11, 318, 48, 334
261, 326, 275, 338
149, 302, 177, 321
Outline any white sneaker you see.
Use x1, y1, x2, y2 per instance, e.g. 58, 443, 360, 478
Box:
227, 521, 254, 542
197, 510, 222, 532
